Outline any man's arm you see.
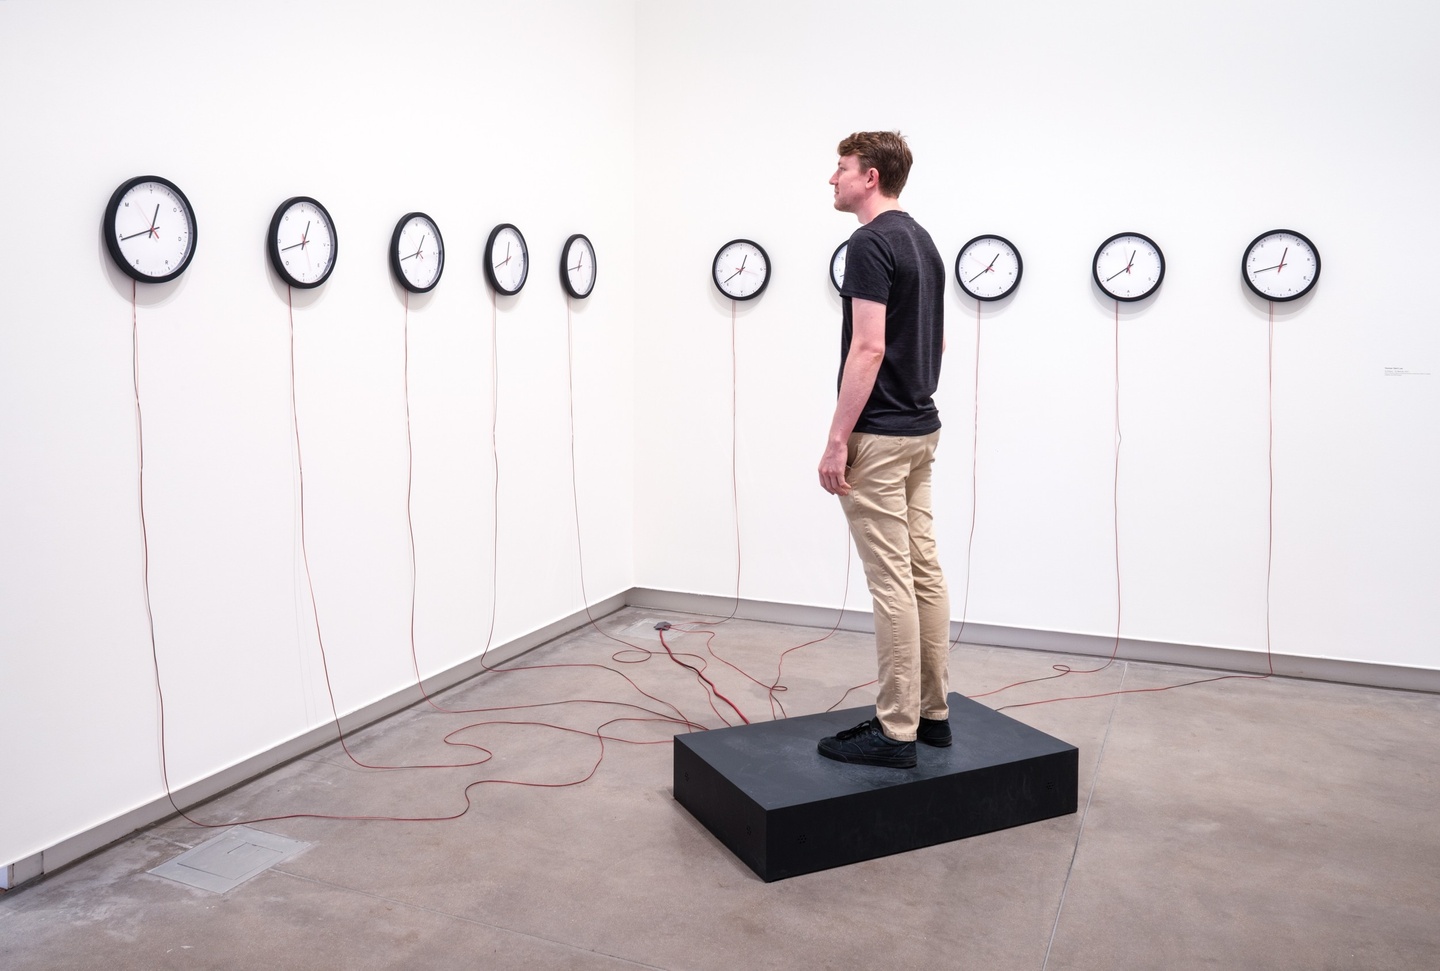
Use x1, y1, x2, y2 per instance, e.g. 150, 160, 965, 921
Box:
818, 297, 886, 496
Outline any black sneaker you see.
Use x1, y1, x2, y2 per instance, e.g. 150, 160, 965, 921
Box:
918, 716, 952, 747
817, 718, 917, 768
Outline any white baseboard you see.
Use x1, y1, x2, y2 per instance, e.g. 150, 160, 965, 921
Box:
626, 587, 1440, 695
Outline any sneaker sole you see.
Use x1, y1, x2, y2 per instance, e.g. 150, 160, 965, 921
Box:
817, 746, 917, 768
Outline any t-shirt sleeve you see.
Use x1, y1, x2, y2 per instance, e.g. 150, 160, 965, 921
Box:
839, 228, 893, 305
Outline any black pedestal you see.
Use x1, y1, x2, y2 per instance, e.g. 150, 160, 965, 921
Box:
673, 692, 1078, 881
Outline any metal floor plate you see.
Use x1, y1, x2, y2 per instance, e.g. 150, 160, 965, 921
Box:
149, 826, 310, 894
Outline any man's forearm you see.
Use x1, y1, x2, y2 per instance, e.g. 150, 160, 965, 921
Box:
828, 344, 883, 445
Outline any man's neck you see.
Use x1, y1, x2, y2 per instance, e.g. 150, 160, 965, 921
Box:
855, 194, 903, 226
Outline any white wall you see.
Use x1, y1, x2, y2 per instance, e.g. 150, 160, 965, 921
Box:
634, 1, 1439, 663
3, 0, 1438, 874
0, 0, 636, 867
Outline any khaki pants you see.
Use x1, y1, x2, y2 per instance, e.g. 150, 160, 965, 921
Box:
839, 430, 950, 741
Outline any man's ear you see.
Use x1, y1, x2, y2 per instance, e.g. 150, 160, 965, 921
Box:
864, 167, 881, 189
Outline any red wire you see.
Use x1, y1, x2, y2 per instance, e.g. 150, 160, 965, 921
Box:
980, 299, 1276, 711
730, 298, 741, 618
951, 298, 984, 652
968, 302, 1126, 701
402, 291, 699, 732
657, 629, 749, 726
134, 280, 180, 812
1264, 302, 1276, 674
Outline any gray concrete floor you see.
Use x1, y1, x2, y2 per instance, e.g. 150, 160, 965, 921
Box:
3, 607, 1438, 970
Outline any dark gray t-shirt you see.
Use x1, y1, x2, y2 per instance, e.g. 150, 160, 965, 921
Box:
838, 210, 945, 436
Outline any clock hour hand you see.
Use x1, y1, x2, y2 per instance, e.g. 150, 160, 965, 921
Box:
120, 227, 155, 242
281, 240, 306, 252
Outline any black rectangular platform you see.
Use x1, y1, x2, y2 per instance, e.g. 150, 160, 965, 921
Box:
673, 692, 1078, 881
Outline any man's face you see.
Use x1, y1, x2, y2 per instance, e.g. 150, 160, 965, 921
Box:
830, 154, 869, 213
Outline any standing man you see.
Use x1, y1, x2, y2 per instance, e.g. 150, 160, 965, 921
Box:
817, 131, 950, 769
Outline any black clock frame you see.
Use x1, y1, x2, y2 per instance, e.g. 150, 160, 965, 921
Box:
1241, 228, 1320, 303
712, 238, 771, 301
103, 174, 197, 284
267, 196, 337, 290
829, 240, 847, 293
390, 212, 444, 294
955, 234, 1023, 302
484, 223, 529, 295
560, 233, 596, 299
1092, 231, 1165, 302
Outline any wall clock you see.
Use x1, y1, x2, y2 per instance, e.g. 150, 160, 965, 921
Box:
955, 234, 1022, 301
560, 233, 596, 299
1093, 232, 1164, 302
390, 212, 443, 293
485, 223, 529, 295
1242, 229, 1320, 302
267, 196, 337, 289
829, 241, 847, 292
713, 238, 770, 300
103, 175, 197, 283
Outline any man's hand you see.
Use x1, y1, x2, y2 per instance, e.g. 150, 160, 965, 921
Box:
818, 440, 850, 496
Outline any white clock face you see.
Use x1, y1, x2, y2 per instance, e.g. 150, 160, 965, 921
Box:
106, 177, 196, 282
1243, 230, 1320, 302
486, 224, 528, 295
271, 197, 336, 288
713, 239, 770, 300
393, 213, 443, 292
1093, 232, 1165, 301
956, 235, 1022, 301
830, 241, 847, 292
562, 234, 596, 299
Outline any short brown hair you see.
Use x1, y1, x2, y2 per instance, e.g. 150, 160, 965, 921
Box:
836, 130, 913, 198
